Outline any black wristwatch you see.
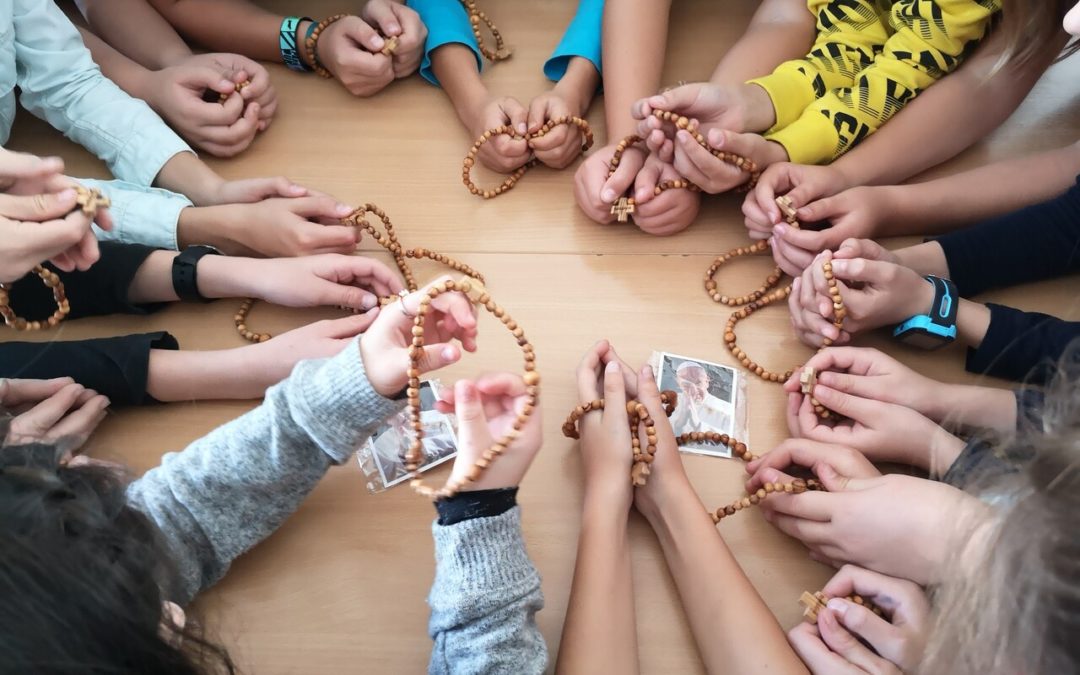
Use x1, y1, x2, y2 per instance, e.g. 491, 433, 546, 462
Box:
171, 245, 220, 302
892, 275, 958, 349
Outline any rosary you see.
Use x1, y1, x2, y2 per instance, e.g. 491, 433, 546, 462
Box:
712, 195, 845, 418
0, 186, 110, 331
561, 390, 880, 624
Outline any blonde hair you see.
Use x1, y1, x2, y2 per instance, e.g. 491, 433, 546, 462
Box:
920, 347, 1080, 674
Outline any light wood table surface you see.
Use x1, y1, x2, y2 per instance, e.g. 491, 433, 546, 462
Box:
6, 1, 1080, 672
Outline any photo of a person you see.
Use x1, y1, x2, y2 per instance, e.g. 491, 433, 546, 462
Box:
656, 353, 738, 457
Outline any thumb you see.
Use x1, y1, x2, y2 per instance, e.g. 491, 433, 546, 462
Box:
797, 193, 845, 225
814, 461, 865, 493
527, 96, 549, 133
344, 17, 386, 52
292, 196, 355, 221
503, 99, 529, 136
0, 188, 78, 220
828, 258, 897, 287
601, 149, 642, 204
809, 384, 881, 427
415, 341, 462, 376
183, 66, 235, 94
363, 2, 401, 37
327, 282, 379, 312
774, 222, 830, 252
453, 379, 494, 454
645, 85, 699, 115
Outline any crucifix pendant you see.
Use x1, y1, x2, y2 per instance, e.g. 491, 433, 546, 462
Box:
610, 197, 635, 223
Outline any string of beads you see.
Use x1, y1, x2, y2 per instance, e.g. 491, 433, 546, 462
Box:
800, 590, 883, 623
304, 15, 345, 78
712, 196, 846, 417
462, 116, 594, 198
459, 0, 511, 61
406, 277, 538, 500
0, 186, 109, 331
607, 109, 761, 223
234, 203, 485, 343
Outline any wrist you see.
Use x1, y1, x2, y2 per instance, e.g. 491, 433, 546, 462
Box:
900, 275, 937, 321
894, 242, 949, 278
155, 152, 224, 206
581, 491, 631, 525
635, 473, 695, 524
928, 430, 967, 475
177, 205, 233, 251
553, 58, 600, 117
741, 83, 777, 132
873, 185, 915, 235
194, 253, 259, 299
128, 67, 159, 109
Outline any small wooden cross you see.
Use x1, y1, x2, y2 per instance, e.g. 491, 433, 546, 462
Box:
610, 197, 635, 223
799, 367, 817, 395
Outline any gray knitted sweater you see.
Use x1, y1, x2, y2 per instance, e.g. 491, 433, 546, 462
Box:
125, 337, 547, 674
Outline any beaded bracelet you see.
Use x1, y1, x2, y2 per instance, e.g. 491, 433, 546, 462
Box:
304, 14, 346, 79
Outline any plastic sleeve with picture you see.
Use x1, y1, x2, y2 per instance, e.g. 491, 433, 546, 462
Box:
649, 351, 749, 457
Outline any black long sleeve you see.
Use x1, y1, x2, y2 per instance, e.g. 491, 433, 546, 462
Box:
0, 332, 179, 406
5, 242, 163, 321
936, 177, 1080, 297
966, 304, 1080, 385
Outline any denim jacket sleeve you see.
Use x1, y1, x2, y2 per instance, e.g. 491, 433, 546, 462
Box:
11, 0, 191, 186
78, 178, 193, 250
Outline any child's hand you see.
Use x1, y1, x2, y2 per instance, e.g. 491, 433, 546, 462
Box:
752, 464, 973, 584
783, 348, 946, 425
436, 374, 543, 491
788, 565, 929, 675
786, 384, 966, 472
742, 162, 851, 238
672, 128, 786, 194
573, 340, 641, 514
790, 253, 935, 347
359, 276, 479, 398
0, 188, 106, 280
745, 438, 881, 490
573, 143, 646, 224
178, 52, 277, 130
632, 82, 775, 138
211, 197, 360, 257
0, 378, 110, 454
240, 255, 404, 310
632, 365, 697, 516
145, 65, 260, 158
316, 15, 395, 97
629, 153, 702, 235
359, 0, 427, 79
465, 95, 531, 173
527, 91, 587, 169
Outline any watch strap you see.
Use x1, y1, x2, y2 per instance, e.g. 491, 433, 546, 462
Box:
172, 246, 219, 303
280, 16, 314, 72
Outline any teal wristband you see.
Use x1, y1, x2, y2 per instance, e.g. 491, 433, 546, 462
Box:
280, 16, 313, 72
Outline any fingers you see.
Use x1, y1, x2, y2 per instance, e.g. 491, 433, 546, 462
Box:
575, 339, 609, 402
633, 155, 662, 203
0, 151, 65, 191
503, 98, 529, 136
46, 393, 110, 447
322, 309, 381, 337
342, 15, 387, 53
0, 188, 78, 220
600, 148, 644, 205
635, 365, 676, 444
787, 622, 865, 675
363, 0, 402, 37
0, 377, 74, 407
453, 379, 495, 454
817, 608, 900, 674
601, 359, 627, 428
9, 382, 88, 439
527, 95, 551, 134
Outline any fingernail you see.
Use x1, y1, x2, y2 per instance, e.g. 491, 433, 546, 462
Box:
601, 188, 616, 202
361, 295, 377, 310
336, 203, 353, 216
642, 365, 654, 378
442, 346, 457, 362
774, 223, 787, 236
826, 598, 848, 616
58, 188, 76, 201
517, 122, 527, 134
101, 397, 111, 407
636, 187, 649, 201
372, 36, 385, 49
388, 22, 401, 33
708, 129, 724, 146
832, 261, 848, 274
676, 129, 689, 142
606, 360, 619, 373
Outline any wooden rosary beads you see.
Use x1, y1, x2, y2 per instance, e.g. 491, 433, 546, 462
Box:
234, 203, 485, 343
800, 590, 883, 623
462, 116, 594, 198
0, 186, 109, 331
712, 196, 847, 417
608, 110, 761, 223
406, 277, 538, 500
459, 0, 511, 61
562, 392, 679, 486
304, 15, 398, 78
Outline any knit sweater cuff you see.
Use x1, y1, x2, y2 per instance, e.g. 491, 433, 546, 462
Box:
747, 62, 819, 132
428, 507, 537, 621
290, 336, 405, 465
766, 109, 838, 165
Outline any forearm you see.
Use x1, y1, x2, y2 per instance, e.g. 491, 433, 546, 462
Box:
78, 29, 155, 103
126, 249, 262, 304
430, 44, 488, 129
956, 299, 992, 349
601, 0, 670, 139
874, 144, 1080, 235
924, 383, 1017, 434
154, 153, 224, 207
553, 57, 600, 116
640, 481, 808, 674
711, 0, 817, 85
81, 0, 192, 68
829, 29, 1065, 189
148, 0, 283, 60
146, 345, 282, 400
556, 495, 638, 674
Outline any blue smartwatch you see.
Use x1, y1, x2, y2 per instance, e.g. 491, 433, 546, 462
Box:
280, 16, 314, 72
892, 275, 958, 349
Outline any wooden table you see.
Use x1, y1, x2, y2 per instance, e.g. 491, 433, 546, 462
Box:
7, 1, 1080, 671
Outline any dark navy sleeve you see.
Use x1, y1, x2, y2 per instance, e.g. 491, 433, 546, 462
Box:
965, 303, 1080, 385
5, 242, 162, 321
936, 176, 1080, 297
0, 332, 179, 406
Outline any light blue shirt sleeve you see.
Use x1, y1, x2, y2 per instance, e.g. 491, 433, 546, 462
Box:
78, 179, 192, 251
543, 0, 603, 82
407, 0, 484, 86
11, 0, 191, 186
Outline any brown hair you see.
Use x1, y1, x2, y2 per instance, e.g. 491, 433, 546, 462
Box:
996, 0, 1078, 70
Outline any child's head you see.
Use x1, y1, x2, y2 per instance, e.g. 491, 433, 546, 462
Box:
0, 420, 234, 674
920, 353, 1080, 674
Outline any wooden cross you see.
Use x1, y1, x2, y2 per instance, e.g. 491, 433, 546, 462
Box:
610, 197, 635, 223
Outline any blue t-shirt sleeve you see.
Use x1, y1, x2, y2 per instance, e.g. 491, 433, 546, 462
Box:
543, 0, 603, 81
407, 0, 484, 86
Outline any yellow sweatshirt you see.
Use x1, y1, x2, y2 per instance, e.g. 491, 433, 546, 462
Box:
749, 0, 1001, 164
